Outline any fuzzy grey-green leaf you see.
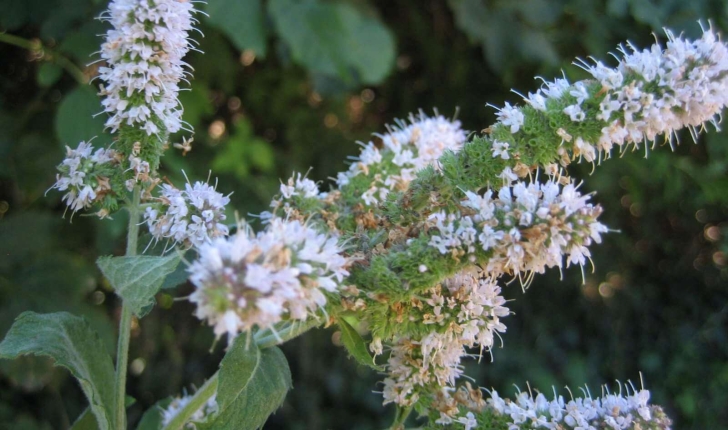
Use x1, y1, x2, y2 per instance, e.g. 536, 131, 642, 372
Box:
199, 335, 291, 429
97, 254, 181, 317
337, 317, 382, 370
0, 312, 115, 430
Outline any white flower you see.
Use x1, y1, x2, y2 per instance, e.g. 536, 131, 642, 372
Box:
495, 102, 525, 134
98, 0, 198, 135
526, 92, 547, 111
280, 172, 320, 199
569, 81, 590, 104
497, 167, 518, 185
564, 104, 586, 122
491, 140, 510, 159
540, 76, 571, 99
456, 412, 477, 430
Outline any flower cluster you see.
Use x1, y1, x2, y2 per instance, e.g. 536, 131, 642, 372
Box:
336, 112, 467, 206
381, 270, 508, 412
98, 0, 197, 135
428, 180, 607, 278
48, 141, 118, 213
500, 27, 728, 165
280, 172, 321, 199
187, 218, 349, 338
144, 180, 230, 248
483, 385, 672, 430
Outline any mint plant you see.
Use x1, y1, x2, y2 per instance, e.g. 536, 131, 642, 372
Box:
1, 0, 726, 429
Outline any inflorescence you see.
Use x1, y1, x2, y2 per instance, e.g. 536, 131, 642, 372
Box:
98, 0, 197, 136
144, 180, 231, 249
187, 218, 349, 338
46, 5, 728, 425
48, 141, 119, 214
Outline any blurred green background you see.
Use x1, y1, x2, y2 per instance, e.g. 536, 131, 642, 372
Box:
1, 0, 727, 428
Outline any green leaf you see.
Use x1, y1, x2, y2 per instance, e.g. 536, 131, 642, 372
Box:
0, 312, 115, 430
337, 317, 381, 370
254, 318, 323, 349
199, 335, 291, 429
96, 254, 181, 317
160, 260, 190, 290
268, 0, 395, 84
71, 398, 135, 430
206, 0, 267, 57
55, 86, 109, 147
59, 20, 107, 62
37, 63, 62, 87
69, 408, 96, 430
135, 398, 172, 430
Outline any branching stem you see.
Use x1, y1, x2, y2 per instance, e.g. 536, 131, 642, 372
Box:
0, 33, 88, 84
114, 185, 141, 429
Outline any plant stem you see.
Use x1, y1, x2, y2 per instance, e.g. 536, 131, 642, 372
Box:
114, 186, 141, 429
162, 373, 219, 430
0, 33, 88, 84
390, 405, 414, 430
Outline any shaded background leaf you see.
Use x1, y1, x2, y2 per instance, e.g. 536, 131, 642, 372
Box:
55, 86, 109, 147
207, 0, 268, 57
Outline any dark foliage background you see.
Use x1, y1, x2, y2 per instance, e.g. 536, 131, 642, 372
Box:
1, 0, 727, 428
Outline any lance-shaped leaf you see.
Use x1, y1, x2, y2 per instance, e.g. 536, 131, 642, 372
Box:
97, 254, 181, 317
199, 335, 291, 429
337, 317, 382, 370
0, 312, 115, 430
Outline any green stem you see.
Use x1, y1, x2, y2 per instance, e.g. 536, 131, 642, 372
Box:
0, 33, 88, 84
390, 405, 413, 430
114, 186, 141, 429
162, 373, 219, 430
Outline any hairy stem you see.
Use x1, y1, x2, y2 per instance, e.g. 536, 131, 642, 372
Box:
114, 186, 141, 429
0, 33, 88, 84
